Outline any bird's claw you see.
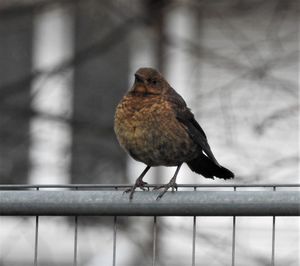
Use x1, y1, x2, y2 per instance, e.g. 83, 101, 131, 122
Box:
140, 181, 149, 191
154, 181, 178, 200
123, 180, 149, 200
152, 185, 164, 191
153, 181, 178, 191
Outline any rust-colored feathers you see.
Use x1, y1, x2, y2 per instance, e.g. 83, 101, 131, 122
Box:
114, 67, 234, 198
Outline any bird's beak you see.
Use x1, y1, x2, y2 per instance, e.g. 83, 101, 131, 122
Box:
134, 73, 144, 84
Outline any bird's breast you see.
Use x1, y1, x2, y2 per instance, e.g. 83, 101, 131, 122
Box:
114, 95, 198, 166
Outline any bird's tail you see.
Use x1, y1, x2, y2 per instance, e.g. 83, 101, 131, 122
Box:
187, 153, 234, 179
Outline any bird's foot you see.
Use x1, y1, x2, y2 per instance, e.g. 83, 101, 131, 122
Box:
133, 179, 149, 191
124, 180, 149, 200
153, 180, 178, 200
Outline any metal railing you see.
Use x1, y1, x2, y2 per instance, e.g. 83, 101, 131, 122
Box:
0, 184, 299, 266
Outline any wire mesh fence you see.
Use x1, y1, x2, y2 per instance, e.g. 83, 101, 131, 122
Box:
0, 184, 299, 266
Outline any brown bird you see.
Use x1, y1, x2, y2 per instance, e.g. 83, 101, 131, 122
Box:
114, 67, 234, 200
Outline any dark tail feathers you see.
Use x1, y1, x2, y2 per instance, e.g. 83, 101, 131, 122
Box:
187, 153, 234, 179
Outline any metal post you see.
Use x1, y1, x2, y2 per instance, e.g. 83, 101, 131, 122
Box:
152, 216, 157, 266
271, 186, 276, 266
73, 216, 78, 266
232, 186, 237, 266
192, 187, 197, 266
34, 187, 39, 266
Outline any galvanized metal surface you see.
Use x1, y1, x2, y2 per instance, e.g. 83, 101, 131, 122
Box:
0, 183, 299, 189
0, 184, 299, 266
0, 190, 299, 216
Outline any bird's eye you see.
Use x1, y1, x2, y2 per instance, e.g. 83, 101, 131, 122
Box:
146, 78, 158, 86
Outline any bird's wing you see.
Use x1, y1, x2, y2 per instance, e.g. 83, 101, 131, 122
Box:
166, 88, 220, 166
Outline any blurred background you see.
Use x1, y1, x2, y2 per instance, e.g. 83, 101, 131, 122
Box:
0, 0, 299, 265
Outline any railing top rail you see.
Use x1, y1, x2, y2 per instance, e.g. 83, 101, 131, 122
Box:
0, 183, 299, 189
1, 190, 299, 216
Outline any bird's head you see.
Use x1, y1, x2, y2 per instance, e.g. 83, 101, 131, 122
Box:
131, 67, 168, 95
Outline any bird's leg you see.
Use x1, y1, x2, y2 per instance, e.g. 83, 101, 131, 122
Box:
124, 165, 151, 200
155, 164, 182, 200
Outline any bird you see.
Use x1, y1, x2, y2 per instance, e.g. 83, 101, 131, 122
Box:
114, 67, 234, 200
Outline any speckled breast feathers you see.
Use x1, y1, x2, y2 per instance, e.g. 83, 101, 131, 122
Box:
114, 93, 198, 166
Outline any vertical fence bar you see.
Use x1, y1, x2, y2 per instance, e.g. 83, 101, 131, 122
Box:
231, 186, 236, 266
34, 187, 39, 266
74, 187, 79, 266
73, 216, 78, 266
192, 187, 197, 266
112, 216, 117, 266
271, 186, 276, 266
112, 187, 118, 266
152, 216, 157, 266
